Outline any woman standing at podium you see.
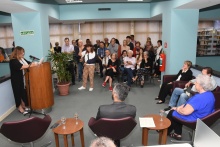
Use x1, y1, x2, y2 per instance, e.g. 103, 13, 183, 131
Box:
10, 46, 37, 115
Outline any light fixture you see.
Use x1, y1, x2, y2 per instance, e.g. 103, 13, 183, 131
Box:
65, 0, 83, 3
127, 0, 143, 1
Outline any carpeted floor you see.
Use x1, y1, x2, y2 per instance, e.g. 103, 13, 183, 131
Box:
1, 74, 220, 147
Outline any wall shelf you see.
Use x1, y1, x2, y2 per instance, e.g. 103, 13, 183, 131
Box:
197, 28, 220, 57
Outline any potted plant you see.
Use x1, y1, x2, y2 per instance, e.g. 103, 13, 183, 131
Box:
48, 51, 73, 96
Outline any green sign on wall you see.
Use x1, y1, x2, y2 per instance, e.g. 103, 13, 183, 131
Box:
20, 30, 34, 36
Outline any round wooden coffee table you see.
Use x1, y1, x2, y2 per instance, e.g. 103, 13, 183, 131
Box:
142, 114, 171, 146
52, 118, 85, 147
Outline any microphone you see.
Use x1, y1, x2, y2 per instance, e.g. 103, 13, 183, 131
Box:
29, 55, 40, 60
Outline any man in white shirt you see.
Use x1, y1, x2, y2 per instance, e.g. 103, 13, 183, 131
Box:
123, 50, 136, 88
62, 37, 75, 85
62, 38, 75, 53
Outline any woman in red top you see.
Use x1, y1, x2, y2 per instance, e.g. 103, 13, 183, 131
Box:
133, 41, 141, 57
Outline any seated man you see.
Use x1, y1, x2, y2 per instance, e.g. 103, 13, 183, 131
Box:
96, 83, 136, 120
123, 50, 136, 89
164, 67, 217, 111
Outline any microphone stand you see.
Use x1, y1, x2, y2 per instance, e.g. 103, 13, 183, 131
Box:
24, 58, 46, 117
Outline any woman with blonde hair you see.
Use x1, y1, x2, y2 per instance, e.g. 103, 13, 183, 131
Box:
121, 40, 130, 53
155, 61, 193, 104
10, 46, 37, 114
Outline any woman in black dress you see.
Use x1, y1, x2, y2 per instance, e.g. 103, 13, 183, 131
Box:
134, 51, 153, 88
10, 46, 37, 114
102, 53, 120, 91
155, 60, 193, 104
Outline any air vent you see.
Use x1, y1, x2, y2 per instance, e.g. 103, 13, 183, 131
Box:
98, 8, 111, 11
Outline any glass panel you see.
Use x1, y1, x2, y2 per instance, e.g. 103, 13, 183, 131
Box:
135, 34, 147, 48
92, 22, 103, 33
61, 25, 73, 35
148, 33, 159, 46
50, 36, 61, 48
118, 34, 128, 46
0, 27, 5, 38
81, 23, 91, 34
105, 34, 117, 42
81, 34, 92, 44
118, 22, 130, 33
6, 26, 13, 37
104, 22, 117, 33
92, 34, 103, 45
148, 22, 159, 32
135, 22, 147, 32
7, 38, 14, 48
0, 39, 7, 48
49, 24, 60, 35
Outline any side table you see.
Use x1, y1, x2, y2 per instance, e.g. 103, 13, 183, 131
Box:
142, 114, 171, 146
52, 118, 85, 147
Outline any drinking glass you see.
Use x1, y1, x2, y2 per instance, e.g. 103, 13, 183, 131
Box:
74, 112, 79, 125
61, 116, 66, 129
159, 110, 164, 121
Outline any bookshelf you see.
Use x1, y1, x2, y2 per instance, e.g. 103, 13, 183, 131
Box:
197, 28, 220, 56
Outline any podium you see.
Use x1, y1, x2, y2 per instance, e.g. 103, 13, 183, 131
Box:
25, 62, 54, 110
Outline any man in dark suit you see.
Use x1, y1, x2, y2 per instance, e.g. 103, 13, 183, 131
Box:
126, 36, 134, 51
96, 83, 136, 120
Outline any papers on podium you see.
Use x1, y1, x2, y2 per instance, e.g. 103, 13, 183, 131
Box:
139, 117, 156, 128
39, 57, 44, 64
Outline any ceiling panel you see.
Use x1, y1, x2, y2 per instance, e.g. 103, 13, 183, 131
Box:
55, 0, 170, 5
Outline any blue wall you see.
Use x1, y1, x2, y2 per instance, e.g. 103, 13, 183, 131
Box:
14, 1, 59, 19
11, 12, 45, 59
60, 3, 150, 20
196, 57, 220, 72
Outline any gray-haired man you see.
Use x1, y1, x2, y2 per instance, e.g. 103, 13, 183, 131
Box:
96, 83, 136, 120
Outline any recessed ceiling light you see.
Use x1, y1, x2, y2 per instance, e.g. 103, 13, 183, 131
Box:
66, 0, 83, 3
127, 0, 143, 1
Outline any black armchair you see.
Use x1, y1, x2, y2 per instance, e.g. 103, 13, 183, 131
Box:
0, 115, 52, 147
88, 117, 137, 147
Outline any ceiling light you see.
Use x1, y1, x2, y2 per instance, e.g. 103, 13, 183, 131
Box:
127, 0, 143, 1
66, 0, 83, 3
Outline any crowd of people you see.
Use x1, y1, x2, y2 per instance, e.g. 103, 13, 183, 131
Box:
50, 35, 163, 91
6, 35, 219, 146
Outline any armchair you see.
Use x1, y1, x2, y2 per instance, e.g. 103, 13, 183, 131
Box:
172, 92, 220, 145
88, 117, 137, 147
0, 115, 52, 147
163, 75, 195, 95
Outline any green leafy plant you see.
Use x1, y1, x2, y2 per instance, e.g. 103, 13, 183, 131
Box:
48, 51, 74, 84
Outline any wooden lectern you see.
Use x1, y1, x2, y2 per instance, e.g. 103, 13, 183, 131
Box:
25, 62, 54, 110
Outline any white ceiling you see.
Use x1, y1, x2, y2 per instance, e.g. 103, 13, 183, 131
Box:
178, 0, 220, 9
0, 0, 35, 13
54, 0, 168, 4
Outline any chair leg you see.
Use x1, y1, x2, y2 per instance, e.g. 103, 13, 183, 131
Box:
30, 142, 34, 147
114, 140, 120, 147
